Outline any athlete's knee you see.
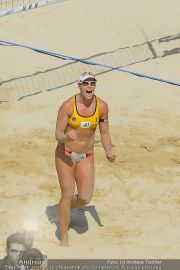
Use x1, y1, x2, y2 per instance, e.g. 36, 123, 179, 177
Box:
77, 195, 92, 205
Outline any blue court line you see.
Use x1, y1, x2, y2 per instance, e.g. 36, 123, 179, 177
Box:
0, 39, 180, 87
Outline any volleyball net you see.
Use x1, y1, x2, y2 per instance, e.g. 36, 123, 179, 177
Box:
0, 39, 153, 102
0, 32, 180, 102
0, 0, 66, 16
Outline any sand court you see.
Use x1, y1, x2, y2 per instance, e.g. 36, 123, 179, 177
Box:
0, 0, 180, 259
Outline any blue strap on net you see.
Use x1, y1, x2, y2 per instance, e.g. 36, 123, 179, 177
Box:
0, 39, 180, 87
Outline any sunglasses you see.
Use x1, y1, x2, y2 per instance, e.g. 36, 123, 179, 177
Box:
79, 81, 96, 86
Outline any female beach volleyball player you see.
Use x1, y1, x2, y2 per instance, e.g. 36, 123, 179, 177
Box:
55, 72, 116, 246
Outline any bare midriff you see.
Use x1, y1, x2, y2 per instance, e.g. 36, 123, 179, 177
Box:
62, 125, 96, 153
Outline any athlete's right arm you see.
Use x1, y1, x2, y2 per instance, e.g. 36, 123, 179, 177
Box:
55, 100, 77, 143
55, 101, 69, 143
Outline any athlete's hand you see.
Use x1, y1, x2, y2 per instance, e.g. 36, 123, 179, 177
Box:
67, 130, 78, 140
106, 152, 116, 162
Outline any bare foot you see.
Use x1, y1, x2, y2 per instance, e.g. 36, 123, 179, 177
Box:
59, 240, 69, 247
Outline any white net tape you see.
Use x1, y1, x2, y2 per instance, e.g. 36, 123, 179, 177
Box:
0, 0, 66, 16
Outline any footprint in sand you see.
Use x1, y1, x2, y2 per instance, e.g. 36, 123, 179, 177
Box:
159, 136, 180, 147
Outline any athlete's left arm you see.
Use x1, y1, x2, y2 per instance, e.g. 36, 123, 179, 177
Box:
99, 100, 116, 162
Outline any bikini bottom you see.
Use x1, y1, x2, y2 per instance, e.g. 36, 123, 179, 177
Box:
57, 144, 93, 162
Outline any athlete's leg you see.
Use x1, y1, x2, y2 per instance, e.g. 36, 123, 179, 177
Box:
55, 146, 76, 246
71, 155, 94, 208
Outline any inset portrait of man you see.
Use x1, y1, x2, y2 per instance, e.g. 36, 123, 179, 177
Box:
0, 232, 25, 270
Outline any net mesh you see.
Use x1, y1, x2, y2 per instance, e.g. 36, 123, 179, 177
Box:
0, 0, 66, 16
0, 41, 154, 102
0, 32, 180, 102
0, 0, 37, 9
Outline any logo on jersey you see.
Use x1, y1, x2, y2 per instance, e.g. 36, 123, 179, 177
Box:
80, 122, 90, 128
72, 117, 76, 122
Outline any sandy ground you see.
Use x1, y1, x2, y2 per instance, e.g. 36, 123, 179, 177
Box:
0, 0, 180, 259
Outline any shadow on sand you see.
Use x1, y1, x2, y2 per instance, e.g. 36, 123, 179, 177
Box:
46, 204, 104, 240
